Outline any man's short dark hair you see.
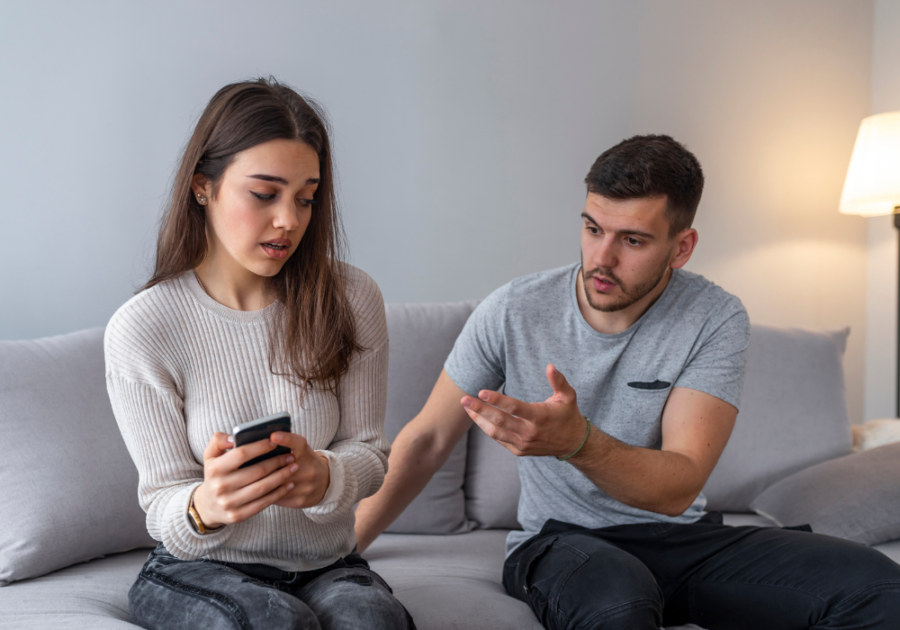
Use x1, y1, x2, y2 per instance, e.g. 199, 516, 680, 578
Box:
585, 135, 704, 237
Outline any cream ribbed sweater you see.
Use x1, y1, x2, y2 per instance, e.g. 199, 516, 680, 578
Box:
104, 265, 389, 572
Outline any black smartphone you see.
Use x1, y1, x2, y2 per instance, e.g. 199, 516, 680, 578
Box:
232, 412, 292, 469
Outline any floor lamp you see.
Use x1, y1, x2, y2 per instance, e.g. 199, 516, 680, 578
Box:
839, 111, 900, 417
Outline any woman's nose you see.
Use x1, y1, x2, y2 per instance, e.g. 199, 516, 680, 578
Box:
273, 201, 301, 231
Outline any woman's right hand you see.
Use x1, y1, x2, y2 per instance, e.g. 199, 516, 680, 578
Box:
192, 432, 299, 529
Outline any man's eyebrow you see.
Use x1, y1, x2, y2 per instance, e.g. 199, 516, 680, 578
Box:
580, 213, 655, 239
247, 174, 321, 186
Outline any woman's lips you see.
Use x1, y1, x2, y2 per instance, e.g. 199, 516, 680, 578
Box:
592, 276, 617, 293
261, 243, 290, 259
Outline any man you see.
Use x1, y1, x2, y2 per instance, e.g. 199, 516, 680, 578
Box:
356, 135, 900, 629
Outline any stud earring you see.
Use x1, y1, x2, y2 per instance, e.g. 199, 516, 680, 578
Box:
197, 194, 207, 205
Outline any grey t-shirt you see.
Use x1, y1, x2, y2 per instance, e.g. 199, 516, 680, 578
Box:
444, 263, 750, 555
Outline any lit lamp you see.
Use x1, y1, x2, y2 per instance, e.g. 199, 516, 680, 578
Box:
840, 111, 900, 416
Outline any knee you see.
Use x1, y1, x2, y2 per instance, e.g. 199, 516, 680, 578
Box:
836, 552, 900, 616
244, 587, 322, 630
306, 568, 412, 630
831, 543, 900, 594
579, 598, 663, 630
823, 544, 900, 628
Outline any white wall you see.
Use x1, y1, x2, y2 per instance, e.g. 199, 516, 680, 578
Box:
0, 0, 874, 421
865, 0, 900, 421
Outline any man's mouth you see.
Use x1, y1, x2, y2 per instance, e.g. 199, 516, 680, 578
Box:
591, 275, 617, 293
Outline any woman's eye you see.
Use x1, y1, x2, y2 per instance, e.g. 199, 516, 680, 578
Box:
251, 191, 276, 201
297, 198, 315, 208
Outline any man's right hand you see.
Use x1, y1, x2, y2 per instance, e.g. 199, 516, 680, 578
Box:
354, 369, 472, 552
192, 432, 298, 529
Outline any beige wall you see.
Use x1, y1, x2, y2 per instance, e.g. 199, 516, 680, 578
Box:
865, 0, 900, 421
624, 1, 873, 423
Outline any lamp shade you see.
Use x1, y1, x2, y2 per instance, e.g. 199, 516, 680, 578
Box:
839, 111, 900, 217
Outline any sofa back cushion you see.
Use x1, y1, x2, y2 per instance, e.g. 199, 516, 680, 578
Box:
382, 302, 478, 534
465, 422, 521, 529
0, 328, 154, 586
702, 326, 852, 511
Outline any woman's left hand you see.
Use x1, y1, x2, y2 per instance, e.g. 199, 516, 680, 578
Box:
269, 431, 331, 508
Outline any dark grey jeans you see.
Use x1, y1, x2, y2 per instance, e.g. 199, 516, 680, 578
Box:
129, 543, 415, 630
503, 513, 900, 630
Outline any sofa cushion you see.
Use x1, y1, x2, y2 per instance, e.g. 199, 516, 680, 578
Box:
0, 549, 145, 628
702, 326, 852, 512
465, 425, 521, 530
367, 530, 544, 630
383, 302, 478, 534
751, 442, 900, 546
0, 329, 154, 587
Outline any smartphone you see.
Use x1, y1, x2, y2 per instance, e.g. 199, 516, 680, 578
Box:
232, 412, 292, 469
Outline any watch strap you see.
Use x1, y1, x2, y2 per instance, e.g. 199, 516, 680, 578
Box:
188, 487, 221, 535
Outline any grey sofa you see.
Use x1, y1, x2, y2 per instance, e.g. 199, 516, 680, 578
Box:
1, 301, 899, 630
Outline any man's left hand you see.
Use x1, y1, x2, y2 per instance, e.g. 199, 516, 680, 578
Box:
461, 364, 588, 458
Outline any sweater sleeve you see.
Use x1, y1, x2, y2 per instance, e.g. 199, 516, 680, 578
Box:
105, 374, 234, 557
303, 269, 390, 525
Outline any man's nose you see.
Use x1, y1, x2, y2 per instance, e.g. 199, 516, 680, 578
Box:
592, 236, 618, 269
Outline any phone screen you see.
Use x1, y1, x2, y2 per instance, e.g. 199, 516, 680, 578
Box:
233, 412, 292, 469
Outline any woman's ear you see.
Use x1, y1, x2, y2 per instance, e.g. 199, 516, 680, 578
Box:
191, 174, 211, 200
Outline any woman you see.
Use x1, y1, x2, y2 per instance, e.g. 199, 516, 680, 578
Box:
105, 78, 414, 629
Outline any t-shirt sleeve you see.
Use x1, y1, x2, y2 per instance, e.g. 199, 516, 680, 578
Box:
672, 302, 750, 410
443, 283, 509, 395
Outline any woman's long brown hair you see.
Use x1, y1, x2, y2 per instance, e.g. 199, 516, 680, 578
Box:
143, 78, 360, 392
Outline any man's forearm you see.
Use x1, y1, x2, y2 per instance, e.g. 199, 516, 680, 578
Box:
569, 427, 705, 517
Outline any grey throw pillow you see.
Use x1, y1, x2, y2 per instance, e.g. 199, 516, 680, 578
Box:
702, 325, 853, 512
382, 302, 478, 535
0, 328, 154, 586
750, 442, 900, 546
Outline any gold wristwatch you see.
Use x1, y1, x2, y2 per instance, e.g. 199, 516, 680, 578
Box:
188, 487, 221, 535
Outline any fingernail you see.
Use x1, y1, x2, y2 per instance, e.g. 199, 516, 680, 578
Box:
226, 435, 234, 444
479, 391, 489, 400
462, 398, 472, 408
290, 464, 299, 473
286, 483, 294, 490
286, 456, 295, 464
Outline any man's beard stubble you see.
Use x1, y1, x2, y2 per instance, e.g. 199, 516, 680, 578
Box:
581, 254, 672, 313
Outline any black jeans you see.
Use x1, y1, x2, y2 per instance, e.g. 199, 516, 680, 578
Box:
129, 543, 416, 630
503, 513, 900, 630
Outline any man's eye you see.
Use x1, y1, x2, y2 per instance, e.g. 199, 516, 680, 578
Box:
626, 237, 642, 246
586, 226, 600, 235
251, 191, 276, 201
